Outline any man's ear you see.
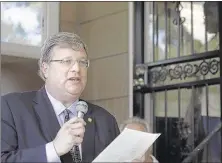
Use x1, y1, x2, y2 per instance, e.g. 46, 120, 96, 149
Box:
41, 62, 49, 79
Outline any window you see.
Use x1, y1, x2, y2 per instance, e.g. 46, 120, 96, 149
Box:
1, 2, 59, 59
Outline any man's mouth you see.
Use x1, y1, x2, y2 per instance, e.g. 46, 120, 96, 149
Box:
68, 77, 81, 82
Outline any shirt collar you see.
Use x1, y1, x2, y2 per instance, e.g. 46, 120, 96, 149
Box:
45, 86, 79, 116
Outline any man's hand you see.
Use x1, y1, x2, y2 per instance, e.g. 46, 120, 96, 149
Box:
52, 117, 86, 156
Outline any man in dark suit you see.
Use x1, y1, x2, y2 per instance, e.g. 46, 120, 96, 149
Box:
1, 32, 120, 163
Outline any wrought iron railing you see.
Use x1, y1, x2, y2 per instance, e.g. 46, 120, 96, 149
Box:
182, 122, 222, 163
133, 1, 222, 163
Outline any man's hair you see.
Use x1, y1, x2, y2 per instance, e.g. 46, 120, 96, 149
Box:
119, 116, 151, 132
38, 32, 88, 80
120, 116, 153, 155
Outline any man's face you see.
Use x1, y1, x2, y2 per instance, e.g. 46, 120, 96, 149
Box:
125, 123, 146, 132
125, 123, 150, 162
43, 46, 88, 99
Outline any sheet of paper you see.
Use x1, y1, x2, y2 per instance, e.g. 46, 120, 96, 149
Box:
92, 128, 161, 162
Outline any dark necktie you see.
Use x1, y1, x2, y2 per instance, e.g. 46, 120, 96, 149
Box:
64, 109, 82, 163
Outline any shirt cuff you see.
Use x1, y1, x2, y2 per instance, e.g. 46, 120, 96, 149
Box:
45, 142, 61, 163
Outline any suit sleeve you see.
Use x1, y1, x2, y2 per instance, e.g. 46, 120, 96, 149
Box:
1, 96, 49, 163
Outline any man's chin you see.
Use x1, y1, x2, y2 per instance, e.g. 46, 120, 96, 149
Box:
66, 88, 83, 97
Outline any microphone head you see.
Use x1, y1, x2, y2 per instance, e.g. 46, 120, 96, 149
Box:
76, 101, 88, 114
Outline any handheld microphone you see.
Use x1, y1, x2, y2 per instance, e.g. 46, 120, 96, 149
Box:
76, 101, 88, 118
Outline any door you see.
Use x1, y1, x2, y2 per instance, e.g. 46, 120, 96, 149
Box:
133, 2, 222, 163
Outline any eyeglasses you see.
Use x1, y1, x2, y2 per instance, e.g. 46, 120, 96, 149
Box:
50, 58, 89, 68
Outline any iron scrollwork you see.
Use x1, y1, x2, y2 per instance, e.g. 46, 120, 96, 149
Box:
134, 64, 147, 89
172, 2, 186, 26
150, 58, 220, 84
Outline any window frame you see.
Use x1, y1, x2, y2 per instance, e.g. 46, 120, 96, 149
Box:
1, 2, 60, 59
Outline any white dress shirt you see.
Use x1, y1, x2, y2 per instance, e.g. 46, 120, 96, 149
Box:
45, 88, 82, 162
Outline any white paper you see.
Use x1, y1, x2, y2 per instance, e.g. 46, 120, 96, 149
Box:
92, 128, 161, 162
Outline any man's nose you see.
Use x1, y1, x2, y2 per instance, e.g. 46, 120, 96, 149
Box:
70, 61, 80, 72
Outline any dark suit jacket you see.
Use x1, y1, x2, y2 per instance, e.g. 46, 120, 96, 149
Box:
1, 87, 120, 163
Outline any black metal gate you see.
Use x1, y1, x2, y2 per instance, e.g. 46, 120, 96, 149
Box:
133, 2, 222, 163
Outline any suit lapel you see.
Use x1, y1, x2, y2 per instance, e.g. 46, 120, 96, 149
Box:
33, 87, 61, 142
81, 101, 95, 162
32, 92, 96, 162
